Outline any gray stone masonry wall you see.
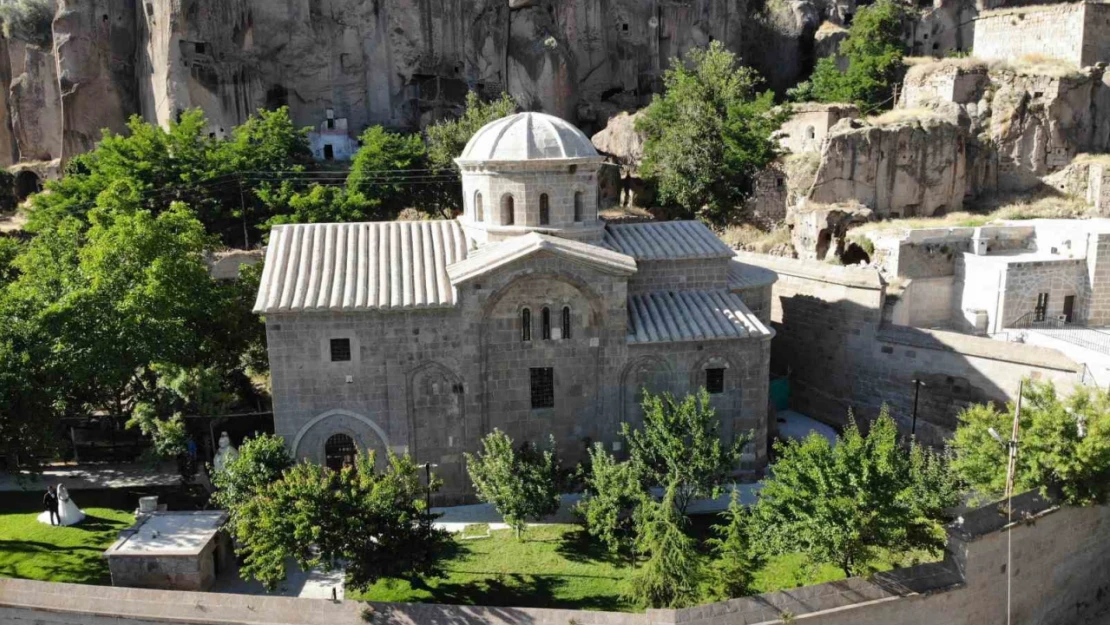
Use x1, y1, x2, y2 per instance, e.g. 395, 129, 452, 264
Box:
267, 249, 771, 501
742, 253, 1081, 445
1086, 232, 1110, 325
973, 3, 1093, 67
626, 258, 730, 294
1089, 163, 1110, 216
6, 497, 1110, 625
1001, 258, 1090, 326
106, 539, 218, 592
732, 283, 772, 326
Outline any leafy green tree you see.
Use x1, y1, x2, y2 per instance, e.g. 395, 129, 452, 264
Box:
751, 410, 957, 576
426, 91, 517, 170
622, 388, 747, 515
0, 237, 23, 288
626, 483, 703, 609
807, 0, 911, 111
952, 381, 1110, 506
211, 432, 293, 522
575, 442, 644, 554
706, 489, 761, 600
346, 126, 428, 221
0, 170, 17, 212
636, 41, 786, 225
233, 450, 451, 591
27, 107, 312, 245
0, 296, 58, 469
262, 184, 374, 228
465, 429, 562, 538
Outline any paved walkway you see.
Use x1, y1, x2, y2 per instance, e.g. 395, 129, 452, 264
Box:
1011, 327, 1110, 389
0, 462, 181, 492
213, 559, 345, 600
776, 410, 839, 445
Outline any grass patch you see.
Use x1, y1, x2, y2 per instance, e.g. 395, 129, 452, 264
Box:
722, 224, 792, 253
867, 107, 951, 127
0, 487, 211, 585
0, 491, 136, 584
851, 191, 1091, 236
350, 523, 938, 611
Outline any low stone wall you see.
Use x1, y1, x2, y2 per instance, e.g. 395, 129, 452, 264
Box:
3, 495, 1109, 625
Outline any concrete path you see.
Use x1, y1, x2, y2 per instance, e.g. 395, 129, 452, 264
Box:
213, 559, 345, 600
0, 462, 181, 492
1012, 327, 1110, 389
775, 409, 839, 445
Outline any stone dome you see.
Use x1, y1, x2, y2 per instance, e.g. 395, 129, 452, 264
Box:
457, 112, 600, 163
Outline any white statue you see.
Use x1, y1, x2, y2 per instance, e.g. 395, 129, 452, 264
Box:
213, 431, 239, 473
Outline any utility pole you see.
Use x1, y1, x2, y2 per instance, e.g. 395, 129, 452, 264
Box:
990, 379, 1023, 625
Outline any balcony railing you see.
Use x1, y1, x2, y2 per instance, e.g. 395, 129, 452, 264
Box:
1010, 312, 1110, 357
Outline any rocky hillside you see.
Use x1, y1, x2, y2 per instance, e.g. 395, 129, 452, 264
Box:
0, 0, 836, 171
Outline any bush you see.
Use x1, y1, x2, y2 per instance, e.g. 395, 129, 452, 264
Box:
0, 0, 55, 48
211, 433, 293, 523
807, 0, 912, 111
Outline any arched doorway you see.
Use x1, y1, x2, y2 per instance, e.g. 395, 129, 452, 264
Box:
14, 171, 40, 201
325, 433, 356, 471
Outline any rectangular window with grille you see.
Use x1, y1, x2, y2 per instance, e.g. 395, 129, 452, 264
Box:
706, 368, 725, 394
330, 338, 352, 362
530, 367, 555, 409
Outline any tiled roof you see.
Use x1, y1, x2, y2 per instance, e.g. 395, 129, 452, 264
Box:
728, 258, 778, 290
604, 221, 734, 260
253, 221, 468, 313
627, 290, 773, 344
447, 232, 636, 285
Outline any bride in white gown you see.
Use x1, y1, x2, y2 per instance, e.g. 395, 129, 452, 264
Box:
36, 484, 85, 526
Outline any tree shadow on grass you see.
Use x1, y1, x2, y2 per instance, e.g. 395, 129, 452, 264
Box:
407, 572, 629, 611
0, 541, 111, 584
553, 527, 631, 567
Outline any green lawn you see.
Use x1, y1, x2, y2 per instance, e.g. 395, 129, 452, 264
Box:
0, 487, 207, 585
350, 523, 909, 611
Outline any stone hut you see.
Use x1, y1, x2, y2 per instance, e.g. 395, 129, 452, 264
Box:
777, 103, 859, 155
254, 112, 776, 500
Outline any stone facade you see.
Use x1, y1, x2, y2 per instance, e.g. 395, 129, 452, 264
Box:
973, 2, 1110, 67
103, 512, 232, 592
257, 113, 775, 499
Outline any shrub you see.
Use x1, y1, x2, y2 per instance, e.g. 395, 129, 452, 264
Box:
465, 429, 562, 538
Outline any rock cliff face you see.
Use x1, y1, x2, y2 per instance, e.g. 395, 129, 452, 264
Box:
808, 115, 968, 218
0, 0, 828, 169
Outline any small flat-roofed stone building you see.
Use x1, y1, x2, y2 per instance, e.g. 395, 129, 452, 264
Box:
777, 103, 859, 154
255, 112, 776, 500
104, 512, 231, 591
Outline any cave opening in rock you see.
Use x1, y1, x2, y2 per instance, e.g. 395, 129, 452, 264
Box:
15, 171, 40, 201
840, 242, 871, 266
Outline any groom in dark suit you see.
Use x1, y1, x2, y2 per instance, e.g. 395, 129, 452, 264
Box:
43, 486, 59, 526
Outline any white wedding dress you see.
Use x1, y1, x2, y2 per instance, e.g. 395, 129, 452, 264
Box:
36, 485, 85, 526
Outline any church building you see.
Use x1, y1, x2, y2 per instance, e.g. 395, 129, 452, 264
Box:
253, 112, 776, 499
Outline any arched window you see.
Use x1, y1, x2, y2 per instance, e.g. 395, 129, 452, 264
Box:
522, 308, 532, 341
541, 307, 551, 340
562, 306, 571, 340
325, 433, 356, 471
573, 191, 583, 222
502, 194, 515, 225
539, 193, 550, 225
474, 191, 484, 222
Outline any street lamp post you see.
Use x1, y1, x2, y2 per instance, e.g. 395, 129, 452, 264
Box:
911, 379, 925, 436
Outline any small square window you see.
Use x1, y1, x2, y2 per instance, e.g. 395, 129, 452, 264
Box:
706, 368, 725, 394
330, 338, 352, 362
530, 367, 554, 409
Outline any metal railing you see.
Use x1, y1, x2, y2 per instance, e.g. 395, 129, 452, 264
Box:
1010, 311, 1110, 356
